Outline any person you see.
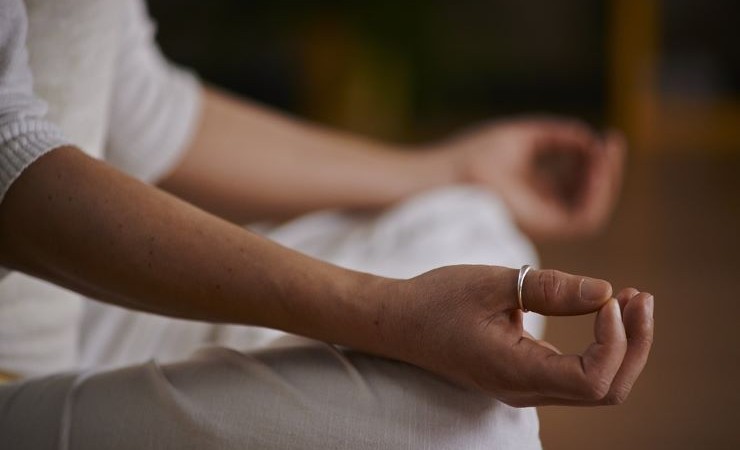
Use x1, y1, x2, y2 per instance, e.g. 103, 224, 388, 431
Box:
0, 0, 654, 448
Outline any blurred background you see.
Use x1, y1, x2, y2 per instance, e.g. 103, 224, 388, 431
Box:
148, 0, 740, 448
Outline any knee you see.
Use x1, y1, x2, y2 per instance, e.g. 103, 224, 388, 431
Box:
368, 186, 539, 274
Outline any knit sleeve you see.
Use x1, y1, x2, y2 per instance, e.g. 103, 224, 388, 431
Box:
0, 0, 71, 279
104, 0, 201, 184
0, 0, 69, 206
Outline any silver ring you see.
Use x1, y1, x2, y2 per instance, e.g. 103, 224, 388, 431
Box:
517, 265, 533, 312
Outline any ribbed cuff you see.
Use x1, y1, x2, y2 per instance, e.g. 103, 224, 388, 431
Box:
0, 119, 70, 205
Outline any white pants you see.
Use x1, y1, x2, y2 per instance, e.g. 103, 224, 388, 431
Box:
0, 187, 544, 449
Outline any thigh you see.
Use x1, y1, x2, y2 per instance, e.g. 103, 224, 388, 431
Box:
0, 340, 541, 450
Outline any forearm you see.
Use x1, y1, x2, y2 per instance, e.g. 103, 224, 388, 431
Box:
0, 147, 395, 355
158, 87, 457, 223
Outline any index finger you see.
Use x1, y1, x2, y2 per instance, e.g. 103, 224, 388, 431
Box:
525, 118, 601, 153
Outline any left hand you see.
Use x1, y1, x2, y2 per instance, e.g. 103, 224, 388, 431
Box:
380, 265, 654, 407
432, 118, 626, 241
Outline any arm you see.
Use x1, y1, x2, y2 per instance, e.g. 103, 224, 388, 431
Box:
101, 1, 453, 223
0, 147, 387, 354
158, 88, 625, 240
158, 87, 455, 223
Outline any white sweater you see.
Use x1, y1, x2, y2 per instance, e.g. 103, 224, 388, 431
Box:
0, 0, 201, 376
1, 0, 201, 192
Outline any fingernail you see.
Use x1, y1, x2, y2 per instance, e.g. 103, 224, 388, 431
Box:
644, 294, 654, 316
610, 298, 623, 321
580, 278, 612, 302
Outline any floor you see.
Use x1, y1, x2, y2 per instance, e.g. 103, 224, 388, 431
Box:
538, 153, 740, 449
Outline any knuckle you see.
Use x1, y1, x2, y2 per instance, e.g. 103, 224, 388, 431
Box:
632, 334, 654, 349
605, 388, 630, 405
582, 376, 611, 401
537, 270, 562, 306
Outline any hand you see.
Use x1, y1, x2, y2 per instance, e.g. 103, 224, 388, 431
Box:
435, 118, 626, 241
386, 265, 653, 407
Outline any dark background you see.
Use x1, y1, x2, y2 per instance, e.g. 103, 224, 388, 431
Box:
149, 1, 740, 448
150, 1, 609, 140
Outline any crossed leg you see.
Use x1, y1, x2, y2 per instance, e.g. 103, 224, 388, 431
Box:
1, 186, 544, 449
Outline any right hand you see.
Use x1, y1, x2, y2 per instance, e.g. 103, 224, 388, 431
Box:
431, 118, 626, 241
386, 265, 654, 407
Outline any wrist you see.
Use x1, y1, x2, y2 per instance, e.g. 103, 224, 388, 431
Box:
338, 272, 405, 357
404, 144, 466, 191
310, 268, 409, 360
229, 238, 406, 359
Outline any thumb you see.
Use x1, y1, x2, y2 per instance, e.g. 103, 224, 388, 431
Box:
520, 268, 612, 316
